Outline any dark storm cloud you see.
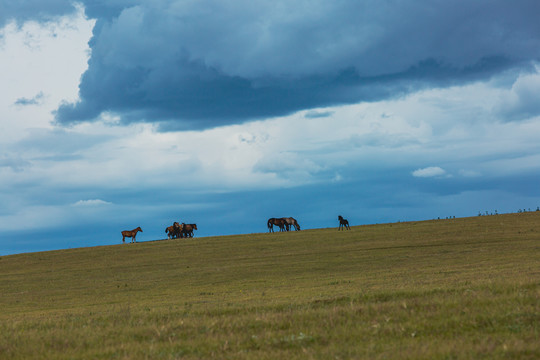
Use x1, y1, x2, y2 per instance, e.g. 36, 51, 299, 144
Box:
0, 1, 75, 28
12, 0, 537, 129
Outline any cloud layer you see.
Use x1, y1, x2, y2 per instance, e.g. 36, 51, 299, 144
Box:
43, 0, 540, 129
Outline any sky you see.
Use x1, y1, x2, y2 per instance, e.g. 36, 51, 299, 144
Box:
1, 0, 540, 255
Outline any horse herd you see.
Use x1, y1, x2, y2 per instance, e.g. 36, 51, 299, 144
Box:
165, 222, 198, 239
267, 217, 301, 232
267, 215, 350, 232
120, 222, 197, 243
121, 216, 351, 243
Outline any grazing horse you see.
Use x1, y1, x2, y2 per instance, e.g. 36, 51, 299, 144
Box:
121, 226, 142, 243
182, 223, 198, 238
338, 215, 350, 230
267, 218, 286, 232
282, 217, 301, 231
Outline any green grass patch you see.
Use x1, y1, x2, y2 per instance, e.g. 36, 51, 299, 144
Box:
0, 213, 539, 359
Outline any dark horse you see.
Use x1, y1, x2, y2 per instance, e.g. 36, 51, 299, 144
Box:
282, 217, 301, 231
182, 223, 198, 238
267, 218, 286, 232
338, 215, 350, 230
122, 226, 143, 243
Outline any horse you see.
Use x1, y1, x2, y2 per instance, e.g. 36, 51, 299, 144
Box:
173, 222, 184, 238
165, 225, 175, 239
267, 218, 286, 232
182, 223, 197, 238
338, 215, 350, 230
165, 222, 184, 239
121, 226, 142, 243
282, 217, 301, 231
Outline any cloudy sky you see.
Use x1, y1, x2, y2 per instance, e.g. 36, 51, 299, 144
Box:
1, 0, 540, 254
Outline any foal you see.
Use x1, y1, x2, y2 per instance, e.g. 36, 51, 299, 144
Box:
338, 216, 350, 230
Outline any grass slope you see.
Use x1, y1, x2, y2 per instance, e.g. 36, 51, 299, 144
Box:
0, 213, 539, 359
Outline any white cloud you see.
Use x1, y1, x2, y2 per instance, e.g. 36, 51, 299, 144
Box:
73, 199, 112, 207
495, 66, 540, 121
412, 166, 447, 178
0, 7, 94, 143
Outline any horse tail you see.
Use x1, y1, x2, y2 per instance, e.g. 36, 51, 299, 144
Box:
267, 218, 274, 232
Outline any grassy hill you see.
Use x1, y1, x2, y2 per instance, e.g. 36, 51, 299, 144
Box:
0, 213, 538, 359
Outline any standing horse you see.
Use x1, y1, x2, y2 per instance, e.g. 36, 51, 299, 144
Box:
165, 222, 183, 239
173, 222, 184, 238
267, 218, 286, 232
165, 225, 175, 239
182, 223, 197, 238
121, 226, 142, 243
338, 215, 350, 230
282, 217, 301, 231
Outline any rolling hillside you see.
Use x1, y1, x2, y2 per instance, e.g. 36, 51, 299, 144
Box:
0, 213, 538, 359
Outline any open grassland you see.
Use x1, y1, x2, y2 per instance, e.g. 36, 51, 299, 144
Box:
0, 213, 538, 359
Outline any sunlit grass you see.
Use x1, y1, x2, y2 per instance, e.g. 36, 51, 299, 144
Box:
0, 213, 538, 359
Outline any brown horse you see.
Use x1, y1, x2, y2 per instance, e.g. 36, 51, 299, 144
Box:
338, 215, 350, 230
121, 226, 142, 243
182, 223, 198, 238
282, 217, 301, 231
173, 221, 185, 239
165, 225, 175, 239
267, 218, 286, 232
165, 222, 183, 239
